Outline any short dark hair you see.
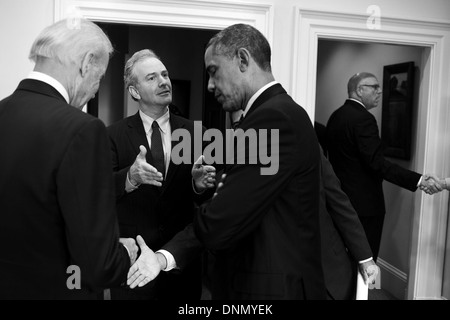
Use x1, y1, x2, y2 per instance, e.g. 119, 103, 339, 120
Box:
207, 23, 272, 72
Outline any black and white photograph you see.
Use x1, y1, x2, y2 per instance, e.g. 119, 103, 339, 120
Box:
0, 0, 449, 308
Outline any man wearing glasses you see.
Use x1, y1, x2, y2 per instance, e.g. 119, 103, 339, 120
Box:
325, 72, 440, 262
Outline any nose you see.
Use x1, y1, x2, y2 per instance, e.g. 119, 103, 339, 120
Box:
159, 75, 170, 87
207, 78, 215, 93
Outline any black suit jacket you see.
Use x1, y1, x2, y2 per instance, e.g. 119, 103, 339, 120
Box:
326, 99, 421, 217
107, 112, 209, 299
319, 153, 372, 299
194, 84, 326, 300
0, 79, 130, 299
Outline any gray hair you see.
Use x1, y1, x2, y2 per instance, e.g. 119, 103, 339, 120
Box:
124, 49, 160, 89
207, 23, 272, 72
347, 72, 377, 96
29, 18, 113, 66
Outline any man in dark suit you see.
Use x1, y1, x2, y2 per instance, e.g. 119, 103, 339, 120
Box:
326, 72, 441, 261
319, 152, 378, 299
192, 24, 326, 299
0, 18, 137, 299
108, 49, 215, 300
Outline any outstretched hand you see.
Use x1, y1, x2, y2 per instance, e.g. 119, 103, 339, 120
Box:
127, 235, 162, 289
129, 145, 164, 187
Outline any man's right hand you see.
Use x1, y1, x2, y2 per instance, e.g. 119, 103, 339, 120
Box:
128, 145, 163, 187
127, 235, 163, 289
359, 259, 379, 285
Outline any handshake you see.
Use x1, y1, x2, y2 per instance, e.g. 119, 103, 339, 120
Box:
419, 174, 449, 195
119, 236, 165, 289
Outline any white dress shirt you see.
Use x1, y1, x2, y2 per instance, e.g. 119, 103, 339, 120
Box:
230, 81, 278, 124
27, 71, 70, 104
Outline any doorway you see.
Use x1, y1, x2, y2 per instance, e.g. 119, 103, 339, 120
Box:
315, 39, 426, 299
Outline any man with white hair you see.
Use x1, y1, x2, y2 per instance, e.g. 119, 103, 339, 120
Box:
0, 18, 137, 299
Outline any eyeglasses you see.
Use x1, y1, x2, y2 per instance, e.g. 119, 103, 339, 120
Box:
360, 84, 381, 91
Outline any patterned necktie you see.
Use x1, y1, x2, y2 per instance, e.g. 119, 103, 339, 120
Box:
151, 121, 165, 179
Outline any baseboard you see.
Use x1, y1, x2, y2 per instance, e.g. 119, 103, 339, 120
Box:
377, 258, 407, 299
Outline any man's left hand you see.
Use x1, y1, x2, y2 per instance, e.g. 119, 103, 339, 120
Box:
192, 155, 216, 192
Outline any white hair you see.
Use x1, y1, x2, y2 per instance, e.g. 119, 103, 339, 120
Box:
29, 18, 113, 66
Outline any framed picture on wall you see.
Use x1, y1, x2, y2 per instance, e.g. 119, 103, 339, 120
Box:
381, 61, 415, 160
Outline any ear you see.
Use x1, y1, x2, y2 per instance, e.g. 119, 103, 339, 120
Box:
80, 51, 95, 77
128, 86, 141, 100
236, 48, 250, 72
355, 85, 363, 98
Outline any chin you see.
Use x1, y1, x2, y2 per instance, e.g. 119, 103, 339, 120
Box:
220, 102, 237, 112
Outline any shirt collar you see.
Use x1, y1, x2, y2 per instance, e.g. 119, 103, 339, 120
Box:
231, 81, 278, 122
27, 71, 70, 104
139, 108, 170, 134
349, 98, 367, 109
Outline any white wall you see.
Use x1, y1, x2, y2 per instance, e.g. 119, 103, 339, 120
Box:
0, 0, 54, 99
2, 0, 450, 102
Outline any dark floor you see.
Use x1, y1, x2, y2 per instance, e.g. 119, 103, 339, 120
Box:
201, 285, 398, 300
368, 288, 398, 300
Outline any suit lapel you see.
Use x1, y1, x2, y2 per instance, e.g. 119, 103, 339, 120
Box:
126, 112, 153, 164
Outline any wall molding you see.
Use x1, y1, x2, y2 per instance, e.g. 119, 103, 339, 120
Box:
292, 7, 450, 300
378, 258, 408, 284
54, 0, 273, 44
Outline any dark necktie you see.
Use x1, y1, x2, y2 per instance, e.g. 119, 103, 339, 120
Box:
151, 121, 165, 179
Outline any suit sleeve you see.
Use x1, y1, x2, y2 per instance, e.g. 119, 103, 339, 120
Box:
56, 118, 130, 291
194, 108, 319, 250
161, 223, 203, 270
354, 115, 421, 191
321, 154, 373, 261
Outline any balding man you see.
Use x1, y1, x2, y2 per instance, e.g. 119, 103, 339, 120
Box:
326, 72, 440, 261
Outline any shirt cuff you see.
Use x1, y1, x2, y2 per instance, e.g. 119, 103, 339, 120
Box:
125, 171, 140, 193
445, 178, 450, 190
417, 175, 423, 187
359, 257, 373, 264
156, 249, 177, 271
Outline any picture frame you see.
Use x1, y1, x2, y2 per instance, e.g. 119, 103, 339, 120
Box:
380, 61, 415, 160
